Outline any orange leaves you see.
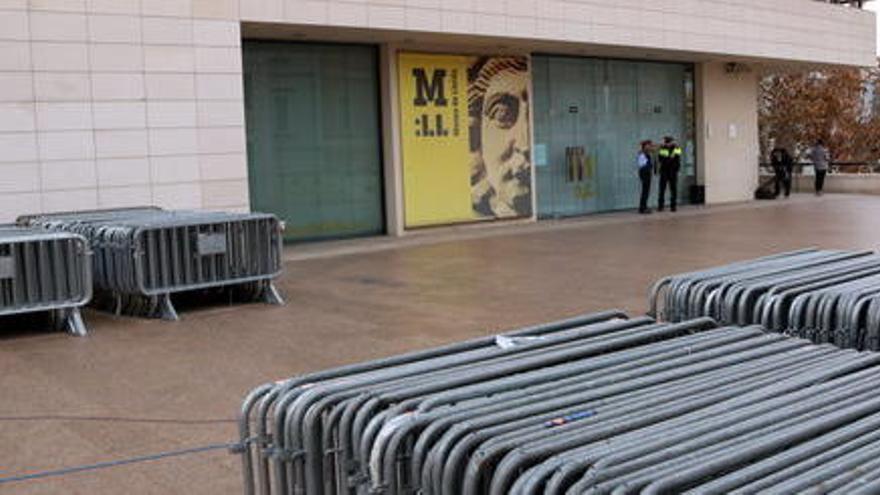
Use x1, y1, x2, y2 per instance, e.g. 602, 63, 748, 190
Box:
759, 62, 880, 162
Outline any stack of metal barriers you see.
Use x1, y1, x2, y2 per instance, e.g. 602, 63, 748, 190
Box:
237, 310, 880, 494
20, 207, 284, 321
649, 249, 880, 351
0, 225, 92, 335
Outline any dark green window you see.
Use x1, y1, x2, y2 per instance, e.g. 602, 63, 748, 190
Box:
243, 41, 385, 242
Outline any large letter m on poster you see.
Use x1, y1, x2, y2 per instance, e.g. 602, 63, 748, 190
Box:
412, 68, 448, 107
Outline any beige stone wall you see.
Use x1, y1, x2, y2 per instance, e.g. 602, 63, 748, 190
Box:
0, 0, 874, 223
0, 0, 248, 222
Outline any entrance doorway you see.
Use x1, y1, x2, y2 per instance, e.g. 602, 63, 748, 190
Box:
532, 56, 695, 218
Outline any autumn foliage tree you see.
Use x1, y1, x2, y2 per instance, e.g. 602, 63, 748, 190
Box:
759, 61, 880, 164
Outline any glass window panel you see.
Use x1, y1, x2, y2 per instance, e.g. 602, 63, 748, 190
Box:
243, 42, 385, 242
533, 55, 695, 217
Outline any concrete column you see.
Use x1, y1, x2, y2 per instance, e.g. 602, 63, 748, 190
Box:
696, 62, 760, 204
379, 43, 406, 236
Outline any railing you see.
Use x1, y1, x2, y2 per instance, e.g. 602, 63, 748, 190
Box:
759, 162, 880, 175
759, 161, 880, 194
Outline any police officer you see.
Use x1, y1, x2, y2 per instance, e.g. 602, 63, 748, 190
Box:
657, 136, 683, 212
636, 140, 654, 214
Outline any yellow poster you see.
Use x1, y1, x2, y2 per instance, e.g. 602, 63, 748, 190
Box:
399, 53, 532, 228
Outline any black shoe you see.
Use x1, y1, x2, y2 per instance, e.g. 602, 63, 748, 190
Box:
671, 206, 677, 212
657, 207, 664, 212
639, 209, 653, 215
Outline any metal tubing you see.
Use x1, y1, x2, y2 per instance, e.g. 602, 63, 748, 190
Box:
639, 396, 880, 495
486, 349, 876, 495
515, 346, 846, 494
650, 250, 880, 352
238, 306, 880, 495
413, 330, 777, 494
22, 207, 284, 320
0, 227, 92, 334
256, 311, 631, 494
575, 371, 880, 495
473, 338, 827, 495
364, 324, 743, 487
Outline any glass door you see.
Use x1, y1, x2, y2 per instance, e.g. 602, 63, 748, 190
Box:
534, 57, 601, 218
533, 55, 693, 217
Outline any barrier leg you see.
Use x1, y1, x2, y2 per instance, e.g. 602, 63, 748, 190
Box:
113, 294, 123, 316
157, 294, 179, 321
65, 308, 88, 337
262, 281, 284, 306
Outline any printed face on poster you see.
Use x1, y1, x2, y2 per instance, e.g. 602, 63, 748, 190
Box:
399, 53, 532, 228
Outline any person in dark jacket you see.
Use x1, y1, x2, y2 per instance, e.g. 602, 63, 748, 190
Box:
770, 146, 794, 198
656, 136, 683, 211
636, 140, 654, 214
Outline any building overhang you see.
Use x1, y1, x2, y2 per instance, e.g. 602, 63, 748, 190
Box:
241, 0, 876, 69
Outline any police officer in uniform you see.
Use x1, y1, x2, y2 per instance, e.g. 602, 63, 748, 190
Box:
657, 136, 683, 212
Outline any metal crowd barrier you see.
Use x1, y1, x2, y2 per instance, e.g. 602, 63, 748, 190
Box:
20, 207, 283, 320
236, 309, 880, 494
0, 225, 92, 335
648, 248, 880, 351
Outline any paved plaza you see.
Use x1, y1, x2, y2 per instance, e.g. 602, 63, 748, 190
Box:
2, 194, 880, 494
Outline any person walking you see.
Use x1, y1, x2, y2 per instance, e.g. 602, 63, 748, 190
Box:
636, 140, 654, 214
657, 136, 683, 211
809, 139, 830, 196
770, 146, 794, 198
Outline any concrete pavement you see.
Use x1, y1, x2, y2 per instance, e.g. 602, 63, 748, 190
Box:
1, 194, 878, 494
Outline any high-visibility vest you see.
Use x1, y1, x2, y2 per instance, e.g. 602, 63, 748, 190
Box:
658, 146, 683, 158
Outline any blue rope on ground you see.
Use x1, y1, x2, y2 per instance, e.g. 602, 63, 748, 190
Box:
0, 415, 236, 425
0, 442, 240, 485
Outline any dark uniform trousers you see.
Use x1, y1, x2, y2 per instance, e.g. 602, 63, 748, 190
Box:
639, 167, 652, 213
658, 165, 678, 211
